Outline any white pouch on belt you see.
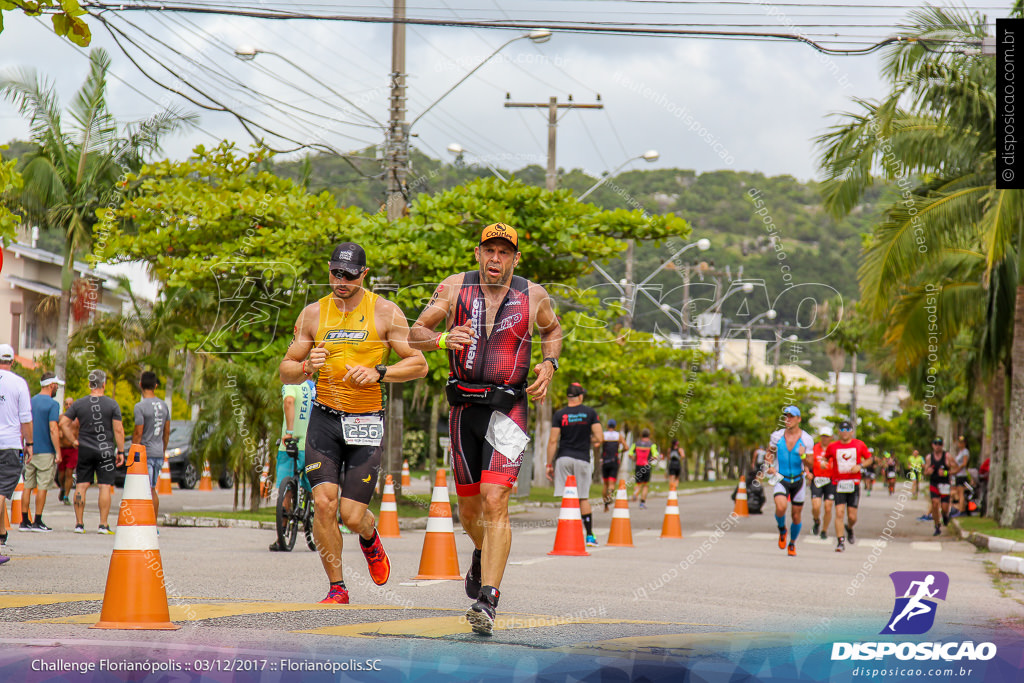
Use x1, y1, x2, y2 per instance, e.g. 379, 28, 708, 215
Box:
485, 412, 530, 465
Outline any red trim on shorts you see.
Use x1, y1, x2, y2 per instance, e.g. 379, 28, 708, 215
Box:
455, 481, 481, 497
603, 477, 617, 483
481, 470, 516, 489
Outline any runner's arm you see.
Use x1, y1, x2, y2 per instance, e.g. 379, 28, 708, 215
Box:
590, 423, 604, 449
409, 276, 474, 351
526, 284, 562, 401
355, 299, 428, 384
280, 304, 321, 384
59, 415, 77, 447
283, 395, 296, 433
132, 403, 144, 444
114, 419, 125, 467
49, 421, 61, 461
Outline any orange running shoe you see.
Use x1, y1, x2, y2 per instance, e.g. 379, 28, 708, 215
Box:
787, 543, 796, 557
778, 528, 787, 550
319, 586, 349, 604
361, 530, 391, 586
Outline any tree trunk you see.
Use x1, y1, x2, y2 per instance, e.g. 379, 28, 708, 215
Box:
850, 352, 858, 433
532, 396, 551, 487
999, 284, 1024, 528
988, 365, 1007, 520
55, 274, 72, 406
427, 390, 441, 493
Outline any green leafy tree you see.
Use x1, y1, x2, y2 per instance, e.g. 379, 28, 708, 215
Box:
1, 48, 195, 402
0, 0, 90, 45
0, 146, 22, 240
815, 6, 1024, 526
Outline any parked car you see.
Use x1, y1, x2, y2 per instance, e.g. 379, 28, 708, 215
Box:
115, 420, 234, 489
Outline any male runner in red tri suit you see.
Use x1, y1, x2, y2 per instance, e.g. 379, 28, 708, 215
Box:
410, 223, 562, 635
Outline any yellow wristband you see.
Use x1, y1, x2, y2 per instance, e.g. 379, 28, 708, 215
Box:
438, 332, 449, 350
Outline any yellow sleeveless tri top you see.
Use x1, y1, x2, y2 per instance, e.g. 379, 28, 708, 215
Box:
314, 291, 387, 413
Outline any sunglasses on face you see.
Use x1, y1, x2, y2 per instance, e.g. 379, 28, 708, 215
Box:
331, 268, 363, 281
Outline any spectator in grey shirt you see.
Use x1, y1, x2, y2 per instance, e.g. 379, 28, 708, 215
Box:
133, 371, 170, 518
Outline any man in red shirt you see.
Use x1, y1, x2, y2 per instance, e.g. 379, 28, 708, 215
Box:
806, 431, 834, 540
826, 420, 873, 553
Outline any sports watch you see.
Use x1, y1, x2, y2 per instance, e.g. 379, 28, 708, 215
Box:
544, 357, 559, 371
375, 364, 388, 382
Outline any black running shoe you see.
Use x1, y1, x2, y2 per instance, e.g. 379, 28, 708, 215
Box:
845, 524, 855, 545
465, 548, 482, 599
467, 586, 499, 636
836, 538, 845, 553
812, 519, 820, 536
933, 526, 941, 537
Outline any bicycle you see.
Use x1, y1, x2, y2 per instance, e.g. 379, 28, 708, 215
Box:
275, 438, 316, 552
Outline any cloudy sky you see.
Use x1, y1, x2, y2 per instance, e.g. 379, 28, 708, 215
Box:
0, 0, 1008, 187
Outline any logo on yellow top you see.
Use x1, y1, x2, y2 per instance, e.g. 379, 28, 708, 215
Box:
325, 329, 369, 342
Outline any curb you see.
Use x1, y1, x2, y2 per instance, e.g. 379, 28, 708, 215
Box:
162, 515, 429, 531
951, 519, 1024, 575
514, 484, 738, 509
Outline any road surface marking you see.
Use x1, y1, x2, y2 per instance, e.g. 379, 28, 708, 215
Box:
0, 593, 103, 609
509, 557, 553, 566
910, 542, 943, 552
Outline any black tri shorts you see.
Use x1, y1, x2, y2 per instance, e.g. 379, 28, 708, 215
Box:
76, 447, 117, 486
303, 403, 382, 506
449, 399, 528, 497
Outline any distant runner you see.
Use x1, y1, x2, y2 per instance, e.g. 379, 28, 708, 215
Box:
766, 406, 814, 557
600, 419, 627, 512
826, 419, 872, 553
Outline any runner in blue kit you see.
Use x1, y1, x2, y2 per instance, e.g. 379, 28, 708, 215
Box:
766, 406, 814, 557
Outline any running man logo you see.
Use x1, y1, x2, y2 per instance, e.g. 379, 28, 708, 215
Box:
324, 329, 369, 342
881, 571, 949, 635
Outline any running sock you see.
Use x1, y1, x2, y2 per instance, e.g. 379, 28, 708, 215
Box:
790, 522, 802, 543
358, 530, 377, 548
775, 515, 786, 530
582, 514, 593, 536
330, 580, 347, 590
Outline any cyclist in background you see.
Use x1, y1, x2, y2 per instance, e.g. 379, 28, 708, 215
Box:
269, 377, 315, 552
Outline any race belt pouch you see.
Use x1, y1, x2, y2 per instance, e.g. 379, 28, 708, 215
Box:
445, 378, 523, 411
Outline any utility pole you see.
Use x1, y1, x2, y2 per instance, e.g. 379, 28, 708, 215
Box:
504, 96, 603, 191
382, 0, 407, 494
504, 95, 603, 491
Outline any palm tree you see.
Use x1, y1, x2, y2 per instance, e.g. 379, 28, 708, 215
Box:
815, 6, 1024, 525
1, 48, 195, 400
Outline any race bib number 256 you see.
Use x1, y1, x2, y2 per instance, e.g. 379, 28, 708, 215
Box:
341, 415, 384, 447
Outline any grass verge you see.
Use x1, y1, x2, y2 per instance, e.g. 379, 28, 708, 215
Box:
959, 516, 1024, 543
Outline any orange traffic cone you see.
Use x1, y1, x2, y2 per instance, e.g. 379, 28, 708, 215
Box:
733, 478, 749, 517
660, 482, 684, 539
378, 475, 401, 538
414, 470, 461, 580
548, 474, 589, 556
401, 460, 411, 489
10, 475, 25, 526
157, 459, 173, 495
92, 444, 179, 630
198, 461, 213, 491
259, 463, 270, 499
606, 480, 634, 547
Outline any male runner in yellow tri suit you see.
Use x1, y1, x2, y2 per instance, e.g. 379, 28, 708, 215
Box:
280, 242, 427, 604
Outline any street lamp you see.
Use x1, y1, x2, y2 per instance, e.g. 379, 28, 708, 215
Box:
447, 143, 508, 181
233, 46, 383, 129
770, 332, 799, 385
411, 30, 553, 127
740, 309, 776, 385
578, 150, 660, 201
590, 237, 710, 330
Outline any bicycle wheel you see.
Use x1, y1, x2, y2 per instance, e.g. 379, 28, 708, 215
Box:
300, 488, 317, 551
275, 477, 299, 551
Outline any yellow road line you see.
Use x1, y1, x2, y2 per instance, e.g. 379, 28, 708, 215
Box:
552, 632, 792, 655
300, 615, 723, 638
29, 602, 437, 624
0, 594, 104, 609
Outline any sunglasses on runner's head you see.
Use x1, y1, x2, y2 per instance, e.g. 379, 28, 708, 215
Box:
331, 268, 363, 280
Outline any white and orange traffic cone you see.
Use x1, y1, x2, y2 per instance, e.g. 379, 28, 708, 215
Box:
92, 444, 179, 630
259, 463, 270, 499
378, 475, 401, 538
606, 480, 634, 547
733, 478, 749, 517
157, 459, 173, 495
413, 470, 461, 580
198, 461, 213, 491
401, 460, 411, 490
548, 474, 589, 556
9, 475, 25, 526
660, 482, 684, 539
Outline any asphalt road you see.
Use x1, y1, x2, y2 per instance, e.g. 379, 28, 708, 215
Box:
1, 480, 1022, 682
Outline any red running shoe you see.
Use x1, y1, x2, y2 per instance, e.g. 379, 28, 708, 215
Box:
361, 530, 391, 586
319, 586, 349, 604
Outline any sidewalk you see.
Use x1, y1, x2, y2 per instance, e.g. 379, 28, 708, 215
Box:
952, 518, 1024, 575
